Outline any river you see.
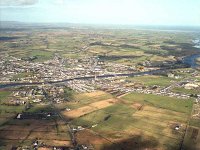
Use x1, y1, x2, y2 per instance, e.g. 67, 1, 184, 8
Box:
182, 38, 200, 68
182, 54, 200, 68
0, 42, 200, 89
0, 69, 167, 89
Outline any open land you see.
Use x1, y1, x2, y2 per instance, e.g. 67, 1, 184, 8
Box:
0, 23, 200, 149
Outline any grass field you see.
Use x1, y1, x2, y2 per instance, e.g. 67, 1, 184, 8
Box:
68, 91, 194, 149
62, 99, 117, 119
0, 90, 11, 103
0, 88, 72, 149
1, 26, 198, 65
172, 87, 199, 95
189, 118, 200, 128
28, 50, 54, 62
65, 91, 113, 109
1, 26, 199, 149
0, 119, 72, 149
121, 92, 193, 114
126, 75, 178, 87
0, 90, 16, 126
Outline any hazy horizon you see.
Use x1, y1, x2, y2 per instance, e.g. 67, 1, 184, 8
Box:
0, 0, 200, 26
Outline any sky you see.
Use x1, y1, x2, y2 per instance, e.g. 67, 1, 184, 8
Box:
0, 0, 200, 26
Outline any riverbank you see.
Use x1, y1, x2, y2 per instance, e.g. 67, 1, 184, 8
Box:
1, 53, 200, 89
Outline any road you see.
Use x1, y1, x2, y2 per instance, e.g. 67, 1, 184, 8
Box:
0, 53, 199, 89
0, 69, 167, 89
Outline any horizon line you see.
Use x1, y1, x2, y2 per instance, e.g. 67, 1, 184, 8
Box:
1, 21, 200, 28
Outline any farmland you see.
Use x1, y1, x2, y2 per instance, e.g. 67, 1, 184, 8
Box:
66, 92, 196, 150
0, 23, 200, 150
0, 94, 72, 149
126, 75, 178, 87
0, 87, 198, 149
0, 119, 72, 149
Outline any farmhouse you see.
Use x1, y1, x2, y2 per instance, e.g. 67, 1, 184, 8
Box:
16, 113, 22, 119
175, 125, 180, 130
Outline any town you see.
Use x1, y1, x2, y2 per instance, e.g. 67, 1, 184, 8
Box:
0, 22, 200, 150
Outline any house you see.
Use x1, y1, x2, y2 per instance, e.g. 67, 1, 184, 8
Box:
66, 108, 71, 111
92, 124, 98, 128
175, 125, 180, 130
168, 73, 180, 79
16, 113, 22, 119
32, 99, 42, 103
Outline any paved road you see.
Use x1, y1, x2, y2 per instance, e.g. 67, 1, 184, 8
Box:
0, 53, 199, 89
0, 69, 166, 89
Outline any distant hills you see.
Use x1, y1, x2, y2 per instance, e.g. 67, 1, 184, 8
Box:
1, 21, 200, 32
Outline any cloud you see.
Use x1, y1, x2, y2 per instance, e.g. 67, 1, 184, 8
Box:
0, 0, 39, 6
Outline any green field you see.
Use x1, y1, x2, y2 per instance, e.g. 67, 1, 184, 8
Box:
65, 91, 113, 109
189, 118, 200, 128
121, 92, 193, 114
0, 90, 23, 126
69, 92, 194, 149
0, 91, 11, 103
1, 26, 199, 66
172, 87, 199, 95
1, 24, 200, 149
126, 75, 178, 87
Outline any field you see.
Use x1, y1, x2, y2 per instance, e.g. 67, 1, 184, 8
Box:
183, 98, 200, 150
62, 99, 117, 119
0, 90, 21, 126
0, 102, 72, 149
0, 88, 197, 150
0, 119, 72, 149
56, 90, 113, 110
0, 24, 200, 149
63, 91, 195, 150
183, 126, 200, 150
1, 25, 199, 66
172, 87, 199, 95
121, 92, 193, 114
0, 89, 72, 149
126, 75, 178, 87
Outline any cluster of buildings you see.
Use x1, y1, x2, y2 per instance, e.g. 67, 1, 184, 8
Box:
3, 85, 69, 109
1, 52, 200, 150
2, 52, 200, 103
100, 78, 199, 100
0, 54, 155, 84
